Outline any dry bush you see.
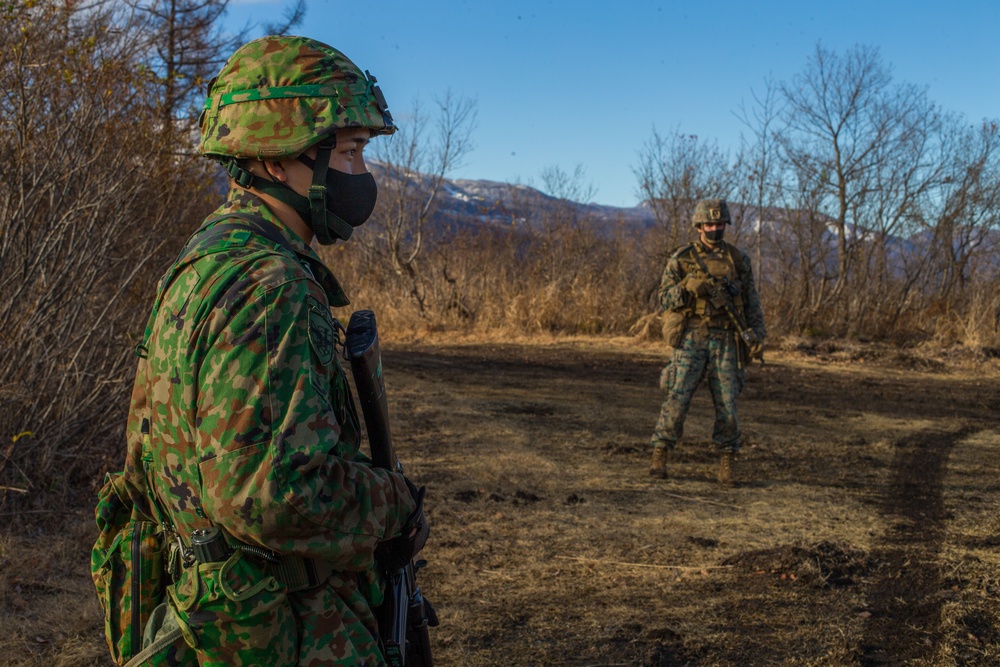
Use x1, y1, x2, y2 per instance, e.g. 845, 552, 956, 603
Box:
0, 0, 215, 517
327, 205, 1000, 360
325, 219, 658, 341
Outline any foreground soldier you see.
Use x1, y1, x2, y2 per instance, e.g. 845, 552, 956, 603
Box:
649, 199, 766, 486
115, 36, 426, 665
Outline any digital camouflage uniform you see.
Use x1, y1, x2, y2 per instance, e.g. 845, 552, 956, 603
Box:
115, 36, 415, 666
650, 203, 765, 461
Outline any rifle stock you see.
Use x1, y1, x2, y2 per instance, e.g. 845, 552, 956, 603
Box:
346, 310, 435, 667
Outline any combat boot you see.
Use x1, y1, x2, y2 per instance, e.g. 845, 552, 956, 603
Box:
649, 445, 669, 479
718, 451, 736, 487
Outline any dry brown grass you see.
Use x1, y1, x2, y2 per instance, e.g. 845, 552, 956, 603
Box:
3, 337, 1000, 666
0, 515, 106, 667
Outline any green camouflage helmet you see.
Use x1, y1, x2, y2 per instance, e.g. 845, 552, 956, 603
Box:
691, 198, 731, 227
199, 35, 395, 160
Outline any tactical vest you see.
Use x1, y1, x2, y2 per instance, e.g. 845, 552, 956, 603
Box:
682, 242, 745, 330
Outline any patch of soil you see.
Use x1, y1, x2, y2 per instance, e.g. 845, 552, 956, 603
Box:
856, 427, 977, 665
8, 339, 1000, 666
723, 541, 877, 588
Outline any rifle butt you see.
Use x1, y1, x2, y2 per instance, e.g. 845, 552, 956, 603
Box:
345, 310, 436, 666
346, 310, 397, 470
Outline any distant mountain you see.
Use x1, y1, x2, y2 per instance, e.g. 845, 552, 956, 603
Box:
226, 159, 998, 269
378, 168, 658, 236
445, 178, 655, 224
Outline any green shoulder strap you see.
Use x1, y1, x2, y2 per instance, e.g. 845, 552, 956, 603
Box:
135, 216, 296, 359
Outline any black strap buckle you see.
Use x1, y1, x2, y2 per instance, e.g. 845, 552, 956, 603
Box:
225, 159, 255, 188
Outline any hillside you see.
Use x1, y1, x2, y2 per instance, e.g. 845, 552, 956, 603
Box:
369, 163, 658, 236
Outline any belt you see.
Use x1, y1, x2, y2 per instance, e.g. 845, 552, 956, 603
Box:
170, 527, 334, 592
266, 554, 335, 592
228, 539, 335, 592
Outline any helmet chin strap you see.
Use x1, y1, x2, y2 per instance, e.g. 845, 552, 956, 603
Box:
223, 140, 354, 244
301, 140, 354, 245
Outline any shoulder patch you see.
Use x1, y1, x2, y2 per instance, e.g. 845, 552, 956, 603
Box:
307, 296, 336, 367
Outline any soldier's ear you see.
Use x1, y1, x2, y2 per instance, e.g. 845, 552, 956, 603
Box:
262, 160, 286, 183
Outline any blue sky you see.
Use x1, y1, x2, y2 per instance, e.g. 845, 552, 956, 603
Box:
224, 1, 1000, 207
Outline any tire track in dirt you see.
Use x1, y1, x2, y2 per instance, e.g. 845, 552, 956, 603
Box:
858, 426, 976, 665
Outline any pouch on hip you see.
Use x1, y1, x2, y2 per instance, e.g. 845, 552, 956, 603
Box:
168, 549, 298, 667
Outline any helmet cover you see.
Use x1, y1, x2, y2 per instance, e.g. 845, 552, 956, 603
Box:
199, 35, 395, 160
691, 198, 732, 226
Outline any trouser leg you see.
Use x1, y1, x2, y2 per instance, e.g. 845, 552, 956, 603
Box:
650, 340, 709, 448
706, 331, 745, 452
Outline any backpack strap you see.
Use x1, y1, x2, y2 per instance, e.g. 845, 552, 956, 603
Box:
690, 242, 713, 276
200, 212, 298, 259
123, 624, 184, 667
135, 216, 296, 359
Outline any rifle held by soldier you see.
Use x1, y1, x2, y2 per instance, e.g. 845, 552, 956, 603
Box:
346, 310, 437, 667
702, 276, 764, 367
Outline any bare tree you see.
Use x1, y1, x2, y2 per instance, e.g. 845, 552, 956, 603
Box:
261, 0, 306, 37
514, 163, 597, 287
125, 0, 304, 131
734, 77, 784, 285
361, 91, 478, 314
538, 163, 597, 204
123, 0, 236, 128
633, 127, 734, 305
634, 127, 734, 250
917, 119, 1000, 303
778, 43, 943, 314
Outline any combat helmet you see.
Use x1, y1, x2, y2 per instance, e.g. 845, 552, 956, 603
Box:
199, 35, 396, 244
691, 199, 731, 227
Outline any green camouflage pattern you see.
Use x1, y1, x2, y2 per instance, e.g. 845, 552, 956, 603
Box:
651, 329, 745, 451
651, 239, 766, 451
91, 471, 166, 665
691, 198, 731, 226
119, 188, 416, 665
167, 550, 298, 665
199, 35, 395, 160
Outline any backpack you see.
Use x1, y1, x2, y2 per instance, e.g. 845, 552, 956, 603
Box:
90, 470, 166, 665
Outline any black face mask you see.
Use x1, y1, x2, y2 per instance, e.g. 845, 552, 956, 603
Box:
298, 154, 378, 227
703, 228, 725, 244
328, 169, 378, 227
297, 153, 378, 244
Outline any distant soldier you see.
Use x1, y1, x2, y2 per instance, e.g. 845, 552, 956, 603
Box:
109, 36, 427, 665
649, 199, 766, 486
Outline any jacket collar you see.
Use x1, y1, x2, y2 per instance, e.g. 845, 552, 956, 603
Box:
214, 189, 351, 306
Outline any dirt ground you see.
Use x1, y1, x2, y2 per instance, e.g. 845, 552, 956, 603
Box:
2, 337, 1000, 666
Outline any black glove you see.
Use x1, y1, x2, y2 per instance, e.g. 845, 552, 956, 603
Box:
374, 478, 429, 572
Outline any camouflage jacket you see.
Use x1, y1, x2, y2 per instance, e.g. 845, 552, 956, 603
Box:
658, 239, 766, 341
123, 189, 415, 571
